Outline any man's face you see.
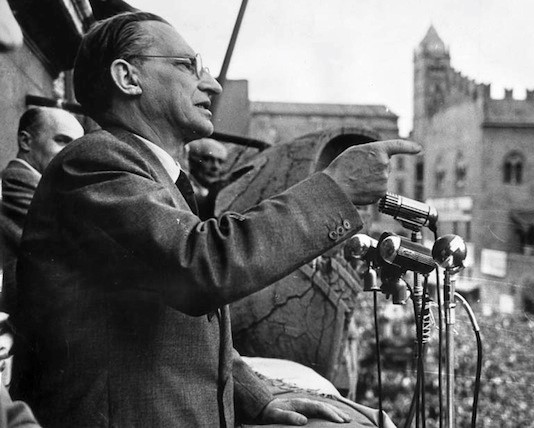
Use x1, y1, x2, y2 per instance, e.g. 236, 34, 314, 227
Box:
27, 109, 84, 173
135, 21, 222, 143
189, 140, 228, 187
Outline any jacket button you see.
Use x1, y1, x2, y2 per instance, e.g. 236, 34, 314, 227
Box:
337, 225, 345, 236
343, 220, 351, 230
328, 231, 338, 240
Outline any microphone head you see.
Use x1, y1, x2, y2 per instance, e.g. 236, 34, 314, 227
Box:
344, 234, 378, 261
432, 234, 467, 270
378, 233, 436, 275
378, 192, 438, 232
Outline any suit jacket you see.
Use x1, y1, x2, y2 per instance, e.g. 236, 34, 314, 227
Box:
0, 160, 41, 313
0, 384, 40, 428
12, 129, 362, 427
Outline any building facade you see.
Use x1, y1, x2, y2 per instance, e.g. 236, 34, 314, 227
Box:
412, 26, 534, 313
0, 0, 93, 170
248, 101, 415, 198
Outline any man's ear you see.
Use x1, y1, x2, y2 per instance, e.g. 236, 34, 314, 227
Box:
110, 59, 143, 96
18, 131, 32, 152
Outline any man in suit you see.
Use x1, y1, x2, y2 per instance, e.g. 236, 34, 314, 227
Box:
1, 107, 84, 314
12, 11, 420, 427
188, 138, 229, 220
0, 8, 75, 423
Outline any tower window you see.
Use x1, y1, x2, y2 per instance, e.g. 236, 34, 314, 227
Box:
397, 156, 405, 171
416, 161, 424, 181
397, 178, 405, 195
435, 155, 446, 191
455, 151, 467, 189
503, 152, 524, 185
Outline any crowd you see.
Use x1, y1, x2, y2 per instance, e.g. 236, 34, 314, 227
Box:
354, 295, 534, 427
0, 5, 421, 428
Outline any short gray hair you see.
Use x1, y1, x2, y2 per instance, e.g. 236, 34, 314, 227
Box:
73, 12, 169, 120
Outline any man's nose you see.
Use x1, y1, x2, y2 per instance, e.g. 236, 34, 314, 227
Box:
207, 160, 221, 171
199, 71, 222, 96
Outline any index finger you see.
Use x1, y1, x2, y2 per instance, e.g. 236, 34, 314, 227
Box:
370, 139, 422, 157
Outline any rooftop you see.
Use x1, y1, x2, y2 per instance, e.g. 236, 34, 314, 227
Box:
250, 101, 397, 118
418, 25, 448, 54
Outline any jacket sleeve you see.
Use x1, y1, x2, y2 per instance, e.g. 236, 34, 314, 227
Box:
1, 166, 39, 247
1, 166, 39, 230
232, 349, 274, 423
40, 136, 363, 316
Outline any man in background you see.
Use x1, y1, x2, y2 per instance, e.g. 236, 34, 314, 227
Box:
0, 3, 55, 425
1, 107, 84, 314
188, 138, 228, 219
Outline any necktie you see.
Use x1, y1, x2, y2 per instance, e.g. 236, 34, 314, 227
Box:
175, 171, 199, 215
175, 171, 219, 321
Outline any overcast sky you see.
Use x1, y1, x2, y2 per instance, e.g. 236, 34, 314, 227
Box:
128, 0, 534, 137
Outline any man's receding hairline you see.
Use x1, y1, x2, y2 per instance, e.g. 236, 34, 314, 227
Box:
189, 139, 228, 158
19, 107, 46, 135
133, 19, 179, 53
20, 107, 79, 137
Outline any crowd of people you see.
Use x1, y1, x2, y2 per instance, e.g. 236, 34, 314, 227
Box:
0, 4, 422, 428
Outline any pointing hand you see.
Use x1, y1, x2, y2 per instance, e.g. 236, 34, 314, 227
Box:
323, 139, 421, 205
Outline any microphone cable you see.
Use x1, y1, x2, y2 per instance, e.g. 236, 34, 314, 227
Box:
373, 288, 384, 428
418, 276, 432, 428
454, 292, 482, 428
403, 277, 433, 428
402, 280, 420, 428
414, 276, 430, 428
433, 229, 444, 428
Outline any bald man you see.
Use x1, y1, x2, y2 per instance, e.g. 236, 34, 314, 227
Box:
188, 138, 228, 219
0, 6, 44, 425
1, 107, 84, 313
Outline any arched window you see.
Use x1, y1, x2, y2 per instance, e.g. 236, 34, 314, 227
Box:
503, 151, 524, 185
455, 151, 467, 189
434, 154, 446, 191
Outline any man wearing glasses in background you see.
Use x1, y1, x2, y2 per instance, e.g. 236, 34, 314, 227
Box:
11, 11, 419, 427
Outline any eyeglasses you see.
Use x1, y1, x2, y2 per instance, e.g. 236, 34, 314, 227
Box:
127, 53, 209, 79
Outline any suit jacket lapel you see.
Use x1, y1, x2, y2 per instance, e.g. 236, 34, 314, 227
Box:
103, 127, 181, 197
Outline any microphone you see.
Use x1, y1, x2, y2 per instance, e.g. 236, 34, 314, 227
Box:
378, 233, 436, 275
432, 234, 467, 271
344, 234, 378, 262
378, 192, 438, 232
344, 234, 380, 292
380, 275, 411, 305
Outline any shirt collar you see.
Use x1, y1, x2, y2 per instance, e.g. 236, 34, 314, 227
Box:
132, 134, 181, 182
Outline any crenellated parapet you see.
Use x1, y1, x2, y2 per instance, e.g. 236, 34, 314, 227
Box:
446, 67, 488, 104
484, 87, 534, 127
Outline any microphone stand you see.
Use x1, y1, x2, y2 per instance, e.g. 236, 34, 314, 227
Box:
431, 234, 467, 428
443, 267, 458, 428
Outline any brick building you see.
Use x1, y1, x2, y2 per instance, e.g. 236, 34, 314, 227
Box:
412, 26, 534, 313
